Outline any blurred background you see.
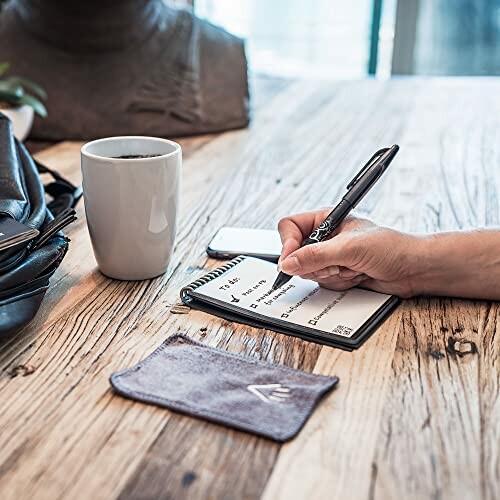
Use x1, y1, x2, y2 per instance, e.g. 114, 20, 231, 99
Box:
1, 0, 499, 143
187, 0, 500, 78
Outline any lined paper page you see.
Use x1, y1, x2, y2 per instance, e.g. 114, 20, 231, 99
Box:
192, 257, 392, 338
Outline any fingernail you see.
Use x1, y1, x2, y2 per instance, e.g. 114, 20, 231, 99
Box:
281, 256, 300, 273
340, 269, 361, 279
317, 266, 340, 279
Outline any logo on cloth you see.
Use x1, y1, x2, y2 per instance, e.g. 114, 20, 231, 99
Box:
247, 384, 292, 403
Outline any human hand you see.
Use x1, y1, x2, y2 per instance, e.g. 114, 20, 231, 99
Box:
278, 210, 424, 298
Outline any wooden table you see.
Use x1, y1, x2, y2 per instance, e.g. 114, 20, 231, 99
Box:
1, 77, 499, 500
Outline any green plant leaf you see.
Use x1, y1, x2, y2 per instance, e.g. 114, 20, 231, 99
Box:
0, 84, 24, 103
0, 62, 9, 77
0, 80, 24, 94
5, 76, 47, 100
17, 93, 47, 117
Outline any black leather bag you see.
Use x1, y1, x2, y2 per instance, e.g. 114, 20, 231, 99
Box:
0, 113, 81, 337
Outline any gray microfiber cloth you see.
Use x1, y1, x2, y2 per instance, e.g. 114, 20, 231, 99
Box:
110, 334, 339, 442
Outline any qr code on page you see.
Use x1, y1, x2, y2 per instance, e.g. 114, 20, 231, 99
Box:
332, 324, 353, 337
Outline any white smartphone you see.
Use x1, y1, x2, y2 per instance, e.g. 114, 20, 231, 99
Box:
207, 227, 282, 262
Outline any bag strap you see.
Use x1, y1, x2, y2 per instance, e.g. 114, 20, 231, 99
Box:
34, 160, 83, 216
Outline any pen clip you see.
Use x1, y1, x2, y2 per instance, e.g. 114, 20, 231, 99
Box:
346, 147, 388, 190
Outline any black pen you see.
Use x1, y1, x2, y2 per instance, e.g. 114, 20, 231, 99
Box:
271, 144, 400, 291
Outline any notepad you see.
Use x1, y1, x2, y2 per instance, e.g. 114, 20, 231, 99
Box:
181, 256, 399, 350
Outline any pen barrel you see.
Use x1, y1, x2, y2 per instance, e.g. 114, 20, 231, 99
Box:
304, 199, 352, 244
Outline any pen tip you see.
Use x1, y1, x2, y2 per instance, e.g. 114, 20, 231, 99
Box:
270, 281, 279, 292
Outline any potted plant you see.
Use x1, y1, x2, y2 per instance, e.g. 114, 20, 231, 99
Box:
0, 62, 47, 140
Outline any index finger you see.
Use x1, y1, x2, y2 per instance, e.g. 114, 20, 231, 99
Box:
277, 218, 303, 260
278, 210, 331, 260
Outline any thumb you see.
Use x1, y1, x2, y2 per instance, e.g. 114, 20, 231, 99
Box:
280, 235, 354, 275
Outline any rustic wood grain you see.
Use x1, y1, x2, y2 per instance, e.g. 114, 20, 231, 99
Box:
371, 298, 484, 499
0, 78, 498, 500
264, 78, 500, 500
118, 415, 280, 500
263, 305, 404, 500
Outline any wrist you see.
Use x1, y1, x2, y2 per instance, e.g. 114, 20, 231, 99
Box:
406, 232, 474, 296
407, 230, 500, 299
403, 234, 434, 296
406, 234, 444, 296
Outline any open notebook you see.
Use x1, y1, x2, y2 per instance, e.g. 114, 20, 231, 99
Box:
181, 256, 399, 350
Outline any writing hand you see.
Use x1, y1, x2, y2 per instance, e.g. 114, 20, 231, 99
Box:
278, 209, 500, 300
278, 210, 422, 298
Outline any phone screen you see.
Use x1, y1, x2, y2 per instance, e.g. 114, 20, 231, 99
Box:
207, 227, 282, 261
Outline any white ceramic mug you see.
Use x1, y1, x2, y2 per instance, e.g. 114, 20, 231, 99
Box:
81, 136, 181, 280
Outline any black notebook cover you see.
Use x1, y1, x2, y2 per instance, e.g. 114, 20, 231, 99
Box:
0, 216, 39, 252
180, 256, 400, 350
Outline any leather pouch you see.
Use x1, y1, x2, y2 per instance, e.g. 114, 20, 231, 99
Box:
0, 113, 80, 337
110, 334, 339, 442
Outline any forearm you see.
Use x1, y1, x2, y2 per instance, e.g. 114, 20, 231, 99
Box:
410, 230, 500, 300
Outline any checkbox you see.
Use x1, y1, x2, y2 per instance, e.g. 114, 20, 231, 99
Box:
308, 320, 317, 326
281, 313, 289, 318
250, 304, 258, 309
